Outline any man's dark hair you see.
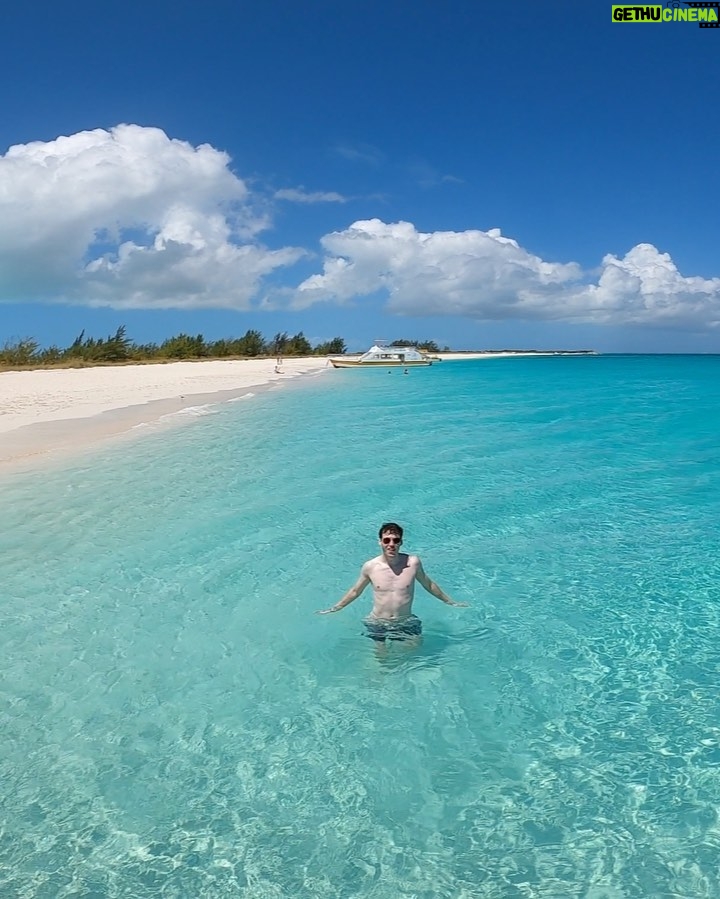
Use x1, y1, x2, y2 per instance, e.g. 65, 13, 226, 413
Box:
378, 522, 403, 539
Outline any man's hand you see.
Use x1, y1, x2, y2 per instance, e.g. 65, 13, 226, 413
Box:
448, 600, 470, 607
315, 607, 338, 615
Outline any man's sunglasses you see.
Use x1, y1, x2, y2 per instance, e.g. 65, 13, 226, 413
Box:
381, 536, 401, 545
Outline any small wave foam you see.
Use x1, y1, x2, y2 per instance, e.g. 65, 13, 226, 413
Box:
131, 404, 219, 430
162, 404, 218, 419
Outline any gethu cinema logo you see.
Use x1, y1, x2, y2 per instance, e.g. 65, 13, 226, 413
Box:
612, 4, 719, 23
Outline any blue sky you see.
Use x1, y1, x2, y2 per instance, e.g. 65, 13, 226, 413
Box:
1, 0, 718, 353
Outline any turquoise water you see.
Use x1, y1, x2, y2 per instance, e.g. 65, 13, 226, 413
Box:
3, 355, 720, 898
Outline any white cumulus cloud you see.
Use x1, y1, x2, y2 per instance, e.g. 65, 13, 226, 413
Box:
569, 244, 720, 327
5, 131, 718, 332
0, 124, 304, 309
294, 219, 720, 329
295, 219, 580, 313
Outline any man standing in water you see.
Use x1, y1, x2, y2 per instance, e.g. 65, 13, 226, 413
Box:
316, 522, 468, 643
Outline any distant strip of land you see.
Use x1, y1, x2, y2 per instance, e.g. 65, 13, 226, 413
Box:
435, 350, 597, 359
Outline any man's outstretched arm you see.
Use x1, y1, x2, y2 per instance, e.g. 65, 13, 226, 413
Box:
316, 570, 371, 614
415, 559, 469, 607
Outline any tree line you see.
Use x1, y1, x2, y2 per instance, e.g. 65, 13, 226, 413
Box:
0, 327, 346, 367
0, 328, 446, 368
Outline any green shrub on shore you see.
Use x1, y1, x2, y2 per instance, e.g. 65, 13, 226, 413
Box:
0, 337, 40, 366
0, 328, 348, 369
391, 338, 450, 353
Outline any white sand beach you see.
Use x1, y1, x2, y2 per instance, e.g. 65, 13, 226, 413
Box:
0, 358, 327, 469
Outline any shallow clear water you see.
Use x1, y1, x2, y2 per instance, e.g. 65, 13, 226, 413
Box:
3, 356, 720, 898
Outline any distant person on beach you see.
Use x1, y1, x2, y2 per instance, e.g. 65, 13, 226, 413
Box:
316, 522, 468, 644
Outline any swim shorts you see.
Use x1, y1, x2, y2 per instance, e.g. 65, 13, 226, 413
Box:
364, 615, 423, 642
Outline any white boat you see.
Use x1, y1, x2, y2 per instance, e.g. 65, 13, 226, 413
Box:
328, 342, 435, 368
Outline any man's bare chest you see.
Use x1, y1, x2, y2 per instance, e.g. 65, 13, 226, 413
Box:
370, 559, 417, 592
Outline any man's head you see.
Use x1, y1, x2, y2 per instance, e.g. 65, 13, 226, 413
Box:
378, 522, 403, 557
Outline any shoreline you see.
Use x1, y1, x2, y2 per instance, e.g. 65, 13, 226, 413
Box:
0, 358, 327, 472
0, 351, 590, 473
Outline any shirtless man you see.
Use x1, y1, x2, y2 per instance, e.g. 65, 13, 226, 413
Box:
316, 522, 468, 643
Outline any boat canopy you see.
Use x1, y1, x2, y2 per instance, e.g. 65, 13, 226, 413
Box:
358, 344, 427, 363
